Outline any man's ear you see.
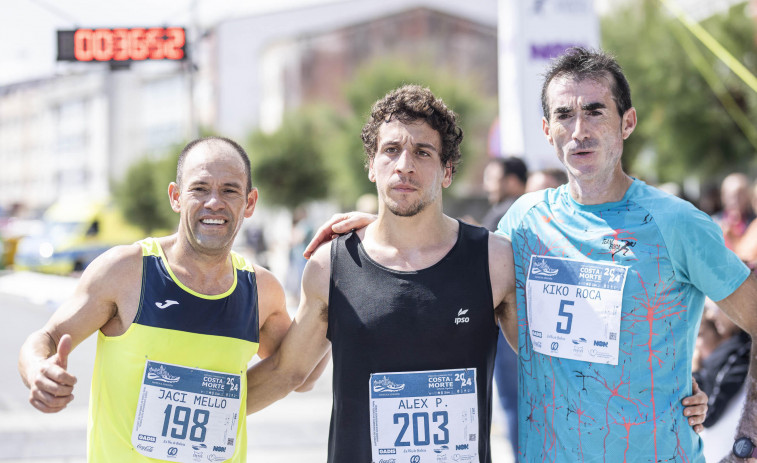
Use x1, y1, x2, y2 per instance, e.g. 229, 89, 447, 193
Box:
368, 158, 376, 183
244, 188, 258, 218
621, 107, 637, 140
168, 182, 181, 213
442, 163, 453, 188
542, 117, 554, 146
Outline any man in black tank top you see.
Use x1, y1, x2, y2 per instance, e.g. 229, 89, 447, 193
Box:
246, 85, 518, 463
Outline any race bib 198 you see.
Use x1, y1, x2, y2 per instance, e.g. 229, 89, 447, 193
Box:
369, 368, 479, 463
131, 360, 241, 462
526, 255, 628, 365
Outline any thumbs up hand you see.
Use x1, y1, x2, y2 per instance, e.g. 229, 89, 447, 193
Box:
28, 334, 78, 413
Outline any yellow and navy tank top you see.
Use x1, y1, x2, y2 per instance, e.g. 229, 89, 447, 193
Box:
88, 238, 260, 462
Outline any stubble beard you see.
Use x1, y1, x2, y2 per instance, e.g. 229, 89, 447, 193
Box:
386, 198, 426, 217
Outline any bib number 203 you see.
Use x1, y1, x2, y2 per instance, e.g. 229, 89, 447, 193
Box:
394, 411, 449, 446
162, 404, 209, 442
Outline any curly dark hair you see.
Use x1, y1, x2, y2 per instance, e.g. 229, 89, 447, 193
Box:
361, 85, 464, 176
541, 47, 632, 119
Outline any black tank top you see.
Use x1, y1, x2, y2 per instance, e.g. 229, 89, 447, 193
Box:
326, 221, 498, 463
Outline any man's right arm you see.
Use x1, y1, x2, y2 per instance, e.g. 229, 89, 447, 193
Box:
246, 242, 332, 413
18, 244, 141, 413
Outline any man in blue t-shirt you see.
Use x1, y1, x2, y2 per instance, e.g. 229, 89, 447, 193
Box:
494, 47, 757, 462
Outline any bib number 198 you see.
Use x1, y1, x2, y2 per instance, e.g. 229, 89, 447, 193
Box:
162, 404, 209, 442
393, 411, 449, 446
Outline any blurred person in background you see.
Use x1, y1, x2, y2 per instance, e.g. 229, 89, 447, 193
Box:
694, 298, 752, 461
18, 137, 326, 462
734, 179, 757, 270
524, 167, 568, 193
480, 156, 528, 461
481, 157, 528, 232
355, 193, 379, 215
285, 205, 314, 305
697, 183, 723, 217
714, 172, 755, 250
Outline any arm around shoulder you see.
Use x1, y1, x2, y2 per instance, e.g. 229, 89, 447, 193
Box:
246, 242, 332, 413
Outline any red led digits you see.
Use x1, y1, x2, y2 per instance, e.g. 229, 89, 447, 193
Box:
164, 28, 186, 60
112, 28, 129, 61
92, 29, 114, 61
63, 27, 186, 62
146, 28, 165, 60
129, 28, 149, 61
73, 29, 94, 61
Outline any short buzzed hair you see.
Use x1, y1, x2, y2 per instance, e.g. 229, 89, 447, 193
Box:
177, 136, 252, 193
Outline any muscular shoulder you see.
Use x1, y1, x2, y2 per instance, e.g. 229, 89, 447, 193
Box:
488, 232, 516, 303
301, 240, 332, 304
252, 263, 286, 315
78, 243, 143, 293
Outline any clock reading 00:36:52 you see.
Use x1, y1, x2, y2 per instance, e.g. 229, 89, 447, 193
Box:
57, 27, 186, 62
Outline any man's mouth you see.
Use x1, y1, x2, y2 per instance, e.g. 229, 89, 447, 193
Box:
201, 218, 227, 225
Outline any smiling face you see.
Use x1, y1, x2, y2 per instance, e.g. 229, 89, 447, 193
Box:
169, 142, 257, 255
369, 118, 451, 217
542, 74, 636, 187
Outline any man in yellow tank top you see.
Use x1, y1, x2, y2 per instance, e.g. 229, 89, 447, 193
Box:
18, 136, 327, 462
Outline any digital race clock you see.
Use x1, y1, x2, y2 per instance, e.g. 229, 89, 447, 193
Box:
57, 27, 186, 62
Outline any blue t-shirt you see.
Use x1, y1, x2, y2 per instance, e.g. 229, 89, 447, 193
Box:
497, 179, 750, 463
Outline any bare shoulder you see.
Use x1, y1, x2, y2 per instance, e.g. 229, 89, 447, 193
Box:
302, 240, 332, 303
487, 232, 516, 300
45, 243, 144, 342
252, 263, 286, 311
77, 243, 143, 292
488, 232, 513, 266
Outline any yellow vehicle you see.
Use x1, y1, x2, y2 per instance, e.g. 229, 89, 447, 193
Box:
14, 198, 144, 275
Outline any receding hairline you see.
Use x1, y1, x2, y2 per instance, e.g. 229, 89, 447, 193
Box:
177, 136, 252, 193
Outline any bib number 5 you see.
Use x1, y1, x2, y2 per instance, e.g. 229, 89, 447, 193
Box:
556, 300, 574, 334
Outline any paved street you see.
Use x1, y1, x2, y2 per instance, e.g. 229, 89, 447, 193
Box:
0, 271, 513, 462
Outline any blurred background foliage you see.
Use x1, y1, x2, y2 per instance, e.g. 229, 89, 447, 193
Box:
602, 0, 757, 184
114, 146, 180, 234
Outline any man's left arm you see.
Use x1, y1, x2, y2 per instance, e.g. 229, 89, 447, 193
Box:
253, 265, 291, 360
713, 272, 757, 462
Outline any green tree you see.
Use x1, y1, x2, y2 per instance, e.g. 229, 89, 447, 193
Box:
601, 0, 757, 183
113, 150, 179, 234
246, 106, 333, 210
